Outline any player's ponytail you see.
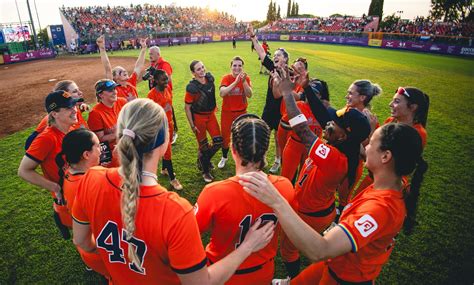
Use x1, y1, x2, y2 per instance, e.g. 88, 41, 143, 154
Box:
56, 129, 95, 197
403, 87, 430, 128
353, 79, 382, 107
378, 123, 425, 235
117, 99, 167, 269
231, 114, 270, 170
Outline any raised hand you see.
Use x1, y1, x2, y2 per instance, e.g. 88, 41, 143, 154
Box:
139, 38, 148, 49
247, 24, 255, 36
275, 67, 295, 97
239, 171, 283, 208
96, 35, 105, 49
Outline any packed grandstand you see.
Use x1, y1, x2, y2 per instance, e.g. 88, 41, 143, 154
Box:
60, 4, 473, 44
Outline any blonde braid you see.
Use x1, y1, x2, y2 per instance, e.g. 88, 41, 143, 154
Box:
116, 99, 167, 269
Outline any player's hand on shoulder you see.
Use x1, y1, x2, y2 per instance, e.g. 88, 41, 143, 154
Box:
239, 218, 275, 253
239, 171, 283, 208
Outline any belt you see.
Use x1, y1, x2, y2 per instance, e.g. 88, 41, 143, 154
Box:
328, 267, 373, 285
289, 135, 302, 143
210, 258, 272, 275
300, 202, 335, 217
223, 109, 246, 113
280, 120, 292, 130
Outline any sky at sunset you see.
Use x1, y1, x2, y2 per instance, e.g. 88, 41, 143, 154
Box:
1, 0, 431, 29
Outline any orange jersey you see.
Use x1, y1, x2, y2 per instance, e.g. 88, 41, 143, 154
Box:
116, 72, 138, 99
330, 185, 406, 282
63, 170, 85, 214
35, 111, 88, 133
147, 87, 174, 129
384, 117, 427, 148
280, 84, 304, 117
220, 74, 251, 112
296, 137, 347, 213
87, 98, 128, 149
195, 175, 294, 283
72, 167, 207, 285
26, 126, 65, 185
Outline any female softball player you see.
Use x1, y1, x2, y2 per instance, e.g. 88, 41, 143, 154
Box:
217, 56, 253, 169
355, 86, 429, 194
26, 80, 89, 150
55, 128, 109, 278
88, 79, 128, 167
248, 25, 291, 173
337, 80, 382, 212
72, 99, 274, 284
240, 123, 426, 284
18, 90, 81, 238
96, 35, 147, 101
195, 114, 294, 285
184, 60, 223, 182
267, 65, 372, 278
147, 69, 183, 190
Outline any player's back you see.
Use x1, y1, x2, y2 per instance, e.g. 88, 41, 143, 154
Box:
73, 167, 207, 285
195, 175, 294, 269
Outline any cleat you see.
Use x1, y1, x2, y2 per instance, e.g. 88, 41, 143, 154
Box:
170, 179, 183, 191
202, 173, 214, 183
218, 157, 228, 169
171, 132, 178, 145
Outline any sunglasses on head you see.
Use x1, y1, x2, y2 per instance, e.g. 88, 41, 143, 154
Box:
295, 57, 307, 63
396, 87, 410, 98
104, 80, 116, 88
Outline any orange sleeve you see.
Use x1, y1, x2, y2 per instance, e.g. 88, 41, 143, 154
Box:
185, 91, 195, 104
161, 62, 173, 77
35, 115, 48, 133
168, 210, 207, 273
26, 132, 53, 163
194, 186, 215, 233
220, 74, 232, 87
338, 202, 390, 252
87, 109, 104, 132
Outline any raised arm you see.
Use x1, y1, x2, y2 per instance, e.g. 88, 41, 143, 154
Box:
96, 35, 112, 79
134, 38, 148, 80
274, 68, 317, 151
239, 171, 352, 262
247, 25, 267, 62
242, 73, 252, 98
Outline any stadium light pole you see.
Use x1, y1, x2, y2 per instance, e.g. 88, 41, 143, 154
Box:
26, 0, 39, 48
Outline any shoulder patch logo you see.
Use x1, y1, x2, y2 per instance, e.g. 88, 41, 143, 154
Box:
354, 214, 378, 237
315, 144, 330, 159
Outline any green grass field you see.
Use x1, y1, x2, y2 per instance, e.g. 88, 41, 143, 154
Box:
1, 41, 473, 284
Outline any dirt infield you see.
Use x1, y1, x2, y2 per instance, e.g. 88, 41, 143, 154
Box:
0, 56, 137, 138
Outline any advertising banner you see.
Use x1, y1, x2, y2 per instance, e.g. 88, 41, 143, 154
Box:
212, 35, 221, 41
3, 49, 55, 64
280, 35, 290, 41
368, 39, 382, 47
3, 26, 30, 43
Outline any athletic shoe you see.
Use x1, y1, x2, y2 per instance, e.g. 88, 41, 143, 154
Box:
218, 157, 228, 169
171, 132, 178, 145
170, 179, 183, 191
272, 277, 290, 285
269, 161, 281, 174
85, 266, 93, 271
203, 173, 214, 183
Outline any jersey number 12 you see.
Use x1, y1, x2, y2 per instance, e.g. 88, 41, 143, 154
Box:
235, 214, 277, 249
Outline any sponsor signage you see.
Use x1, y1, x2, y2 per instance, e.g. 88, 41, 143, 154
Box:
2, 49, 55, 64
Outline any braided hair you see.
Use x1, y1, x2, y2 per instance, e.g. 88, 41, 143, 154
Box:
379, 123, 426, 235
116, 99, 167, 269
231, 114, 271, 170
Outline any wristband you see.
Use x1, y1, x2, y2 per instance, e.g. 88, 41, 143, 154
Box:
289, 114, 307, 127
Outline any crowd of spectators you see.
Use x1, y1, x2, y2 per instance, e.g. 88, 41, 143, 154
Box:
261, 15, 377, 33
61, 4, 246, 40
380, 16, 472, 37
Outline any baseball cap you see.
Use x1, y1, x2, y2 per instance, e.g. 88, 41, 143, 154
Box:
328, 106, 371, 144
95, 79, 119, 94
45, 90, 82, 113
